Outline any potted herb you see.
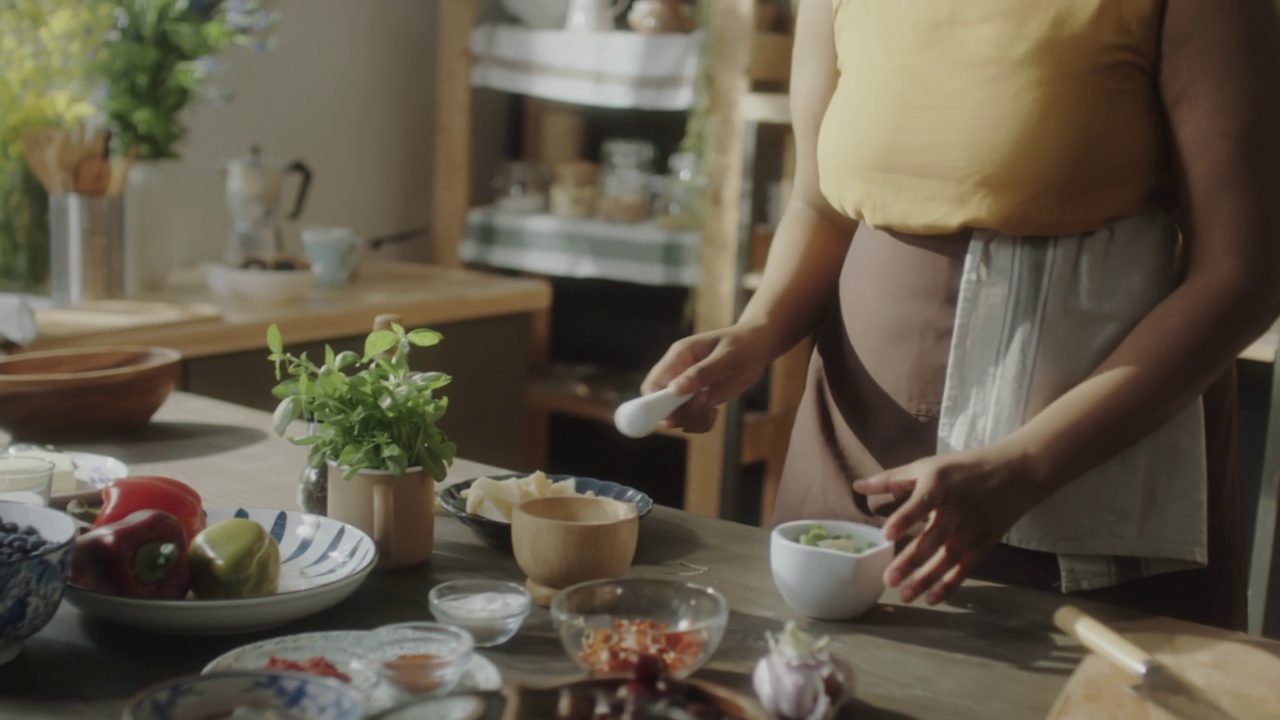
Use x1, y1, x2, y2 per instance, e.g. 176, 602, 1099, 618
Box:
267, 322, 455, 569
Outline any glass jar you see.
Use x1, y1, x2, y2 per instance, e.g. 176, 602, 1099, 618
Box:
550, 161, 599, 219
655, 151, 706, 232
297, 419, 328, 515
597, 139, 655, 224
492, 161, 550, 214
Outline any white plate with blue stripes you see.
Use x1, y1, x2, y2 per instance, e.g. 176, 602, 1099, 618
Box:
64, 507, 377, 635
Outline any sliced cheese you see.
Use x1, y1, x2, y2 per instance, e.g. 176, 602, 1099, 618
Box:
462, 471, 594, 523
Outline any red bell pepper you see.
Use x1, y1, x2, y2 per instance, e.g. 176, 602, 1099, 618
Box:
71, 509, 193, 600
94, 476, 206, 544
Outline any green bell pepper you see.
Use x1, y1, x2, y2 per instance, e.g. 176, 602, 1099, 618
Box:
189, 518, 280, 599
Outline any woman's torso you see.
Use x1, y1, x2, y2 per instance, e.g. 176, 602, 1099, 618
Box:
818, 0, 1174, 236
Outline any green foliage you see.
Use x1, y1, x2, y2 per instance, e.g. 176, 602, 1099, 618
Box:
98, 0, 278, 160
266, 322, 456, 481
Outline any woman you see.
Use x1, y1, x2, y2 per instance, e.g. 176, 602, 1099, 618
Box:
642, 0, 1280, 631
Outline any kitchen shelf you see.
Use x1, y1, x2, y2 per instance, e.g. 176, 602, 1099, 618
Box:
469, 24, 703, 111
462, 206, 701, 287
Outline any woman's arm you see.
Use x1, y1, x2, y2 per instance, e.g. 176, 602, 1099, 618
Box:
855, 0, 1280, 604
1014, 0, 1280, 487
642, 0, 856, 431
732, 0, 857, 357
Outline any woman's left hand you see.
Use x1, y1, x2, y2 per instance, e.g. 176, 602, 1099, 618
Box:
851, 440, 1046, 605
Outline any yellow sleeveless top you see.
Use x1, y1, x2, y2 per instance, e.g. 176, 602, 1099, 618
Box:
817, 0, 1174, 236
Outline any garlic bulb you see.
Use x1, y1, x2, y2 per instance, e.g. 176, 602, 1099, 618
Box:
752, 622, 854, 720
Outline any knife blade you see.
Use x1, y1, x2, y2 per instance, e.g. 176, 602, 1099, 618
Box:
1054, 606, 1244, 720
1131, 662, 1243, 720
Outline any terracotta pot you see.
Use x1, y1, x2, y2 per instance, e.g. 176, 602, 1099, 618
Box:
326, 462, 435, 570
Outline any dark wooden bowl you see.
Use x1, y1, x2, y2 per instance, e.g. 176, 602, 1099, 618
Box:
0, 346, 181, 440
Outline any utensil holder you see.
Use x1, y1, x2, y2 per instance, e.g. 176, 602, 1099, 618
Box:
49, 194, 125, 306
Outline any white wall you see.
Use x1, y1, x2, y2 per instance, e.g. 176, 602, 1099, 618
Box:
163, 0, 442, 268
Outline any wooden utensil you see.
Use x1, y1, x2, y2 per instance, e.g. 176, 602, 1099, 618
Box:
74, 157, 112, 195
107, 146, 137, 197
44, 131, 76, 193
21, 133, 55, 192
1054, 607, 1243, 720
511, 495, 638, 607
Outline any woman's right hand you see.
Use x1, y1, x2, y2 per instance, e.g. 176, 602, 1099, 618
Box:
640, 322, 780, 434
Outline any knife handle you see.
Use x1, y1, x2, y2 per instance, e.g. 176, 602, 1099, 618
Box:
1054, 605, 1155, 678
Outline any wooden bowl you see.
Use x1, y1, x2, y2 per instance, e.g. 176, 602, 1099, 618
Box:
511, 496, 638, 607
0, 346, 181, 440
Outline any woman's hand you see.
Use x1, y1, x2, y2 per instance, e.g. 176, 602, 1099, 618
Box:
640, 322, 780, 433
851, 439, 1046, 605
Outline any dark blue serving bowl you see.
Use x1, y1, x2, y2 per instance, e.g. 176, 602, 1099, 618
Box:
438, 474, 654, 552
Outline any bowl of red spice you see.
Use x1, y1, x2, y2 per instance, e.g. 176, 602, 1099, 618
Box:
550, 578, 728, 679
356, 622, 475, 701
202, 635, 379, 700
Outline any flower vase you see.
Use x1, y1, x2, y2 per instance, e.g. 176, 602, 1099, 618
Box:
124, 160, 189, 296
0, 161, 50, 294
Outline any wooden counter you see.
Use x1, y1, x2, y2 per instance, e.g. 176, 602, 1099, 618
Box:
19, 264, 551, 471
27, 262, 551, 360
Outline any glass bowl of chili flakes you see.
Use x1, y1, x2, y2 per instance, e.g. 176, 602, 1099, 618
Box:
550, 578, 728, 678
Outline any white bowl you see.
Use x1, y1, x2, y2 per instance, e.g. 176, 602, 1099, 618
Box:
202, 262, 316, 304
770, 520, 893, 620
64, 507, 377, 635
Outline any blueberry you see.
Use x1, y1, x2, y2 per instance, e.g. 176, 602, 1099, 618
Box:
0, 522, 17, 534
28, 538, 46, 551
20, 525, 37, 536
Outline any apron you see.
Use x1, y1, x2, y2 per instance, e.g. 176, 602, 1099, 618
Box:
773, 218, 1247, 630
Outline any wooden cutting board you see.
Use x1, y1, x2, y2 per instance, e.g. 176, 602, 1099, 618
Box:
1048, 617, 1280, 719
34, 299, 220, 338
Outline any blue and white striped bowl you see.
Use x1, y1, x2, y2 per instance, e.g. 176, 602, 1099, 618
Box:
64, 507, 377, 635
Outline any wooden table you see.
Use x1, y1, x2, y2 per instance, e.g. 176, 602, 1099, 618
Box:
0, 393, 1160, 719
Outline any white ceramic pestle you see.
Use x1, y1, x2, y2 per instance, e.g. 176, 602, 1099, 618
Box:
613, 387, 693, 438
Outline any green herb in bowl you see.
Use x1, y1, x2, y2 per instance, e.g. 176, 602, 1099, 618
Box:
796, 525, 875, 554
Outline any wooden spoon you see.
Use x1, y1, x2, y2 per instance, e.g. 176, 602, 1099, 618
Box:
75, 157, 112, 196
21, 133, 55, 192
107, 146, 137, 197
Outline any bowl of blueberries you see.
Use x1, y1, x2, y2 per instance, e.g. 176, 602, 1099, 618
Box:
0, 501, 77, 665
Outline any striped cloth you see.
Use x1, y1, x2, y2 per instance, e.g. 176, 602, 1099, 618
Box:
461, 207, 700, 287
469, 25, 703, 111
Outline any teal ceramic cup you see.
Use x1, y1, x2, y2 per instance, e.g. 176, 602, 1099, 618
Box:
302, 227, 363, 288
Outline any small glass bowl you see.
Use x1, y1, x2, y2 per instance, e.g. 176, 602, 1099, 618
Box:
550, 578, 728, 679
359, 623, 474, 700
429, 579, 532, 647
